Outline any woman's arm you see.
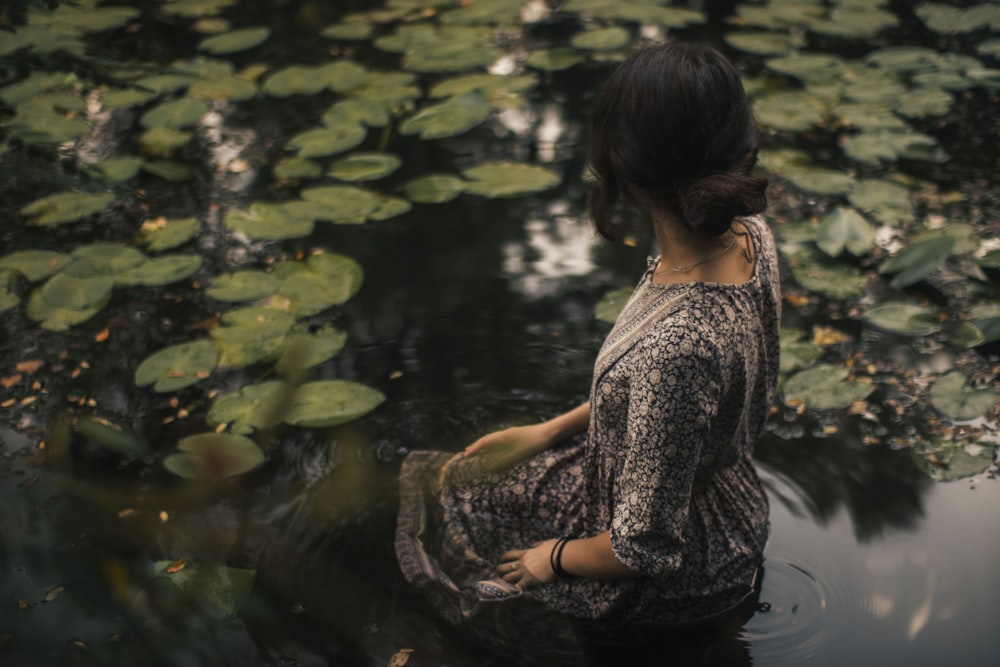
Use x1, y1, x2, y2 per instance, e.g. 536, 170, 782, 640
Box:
498, 531, 638, 586
462, 402, 589, 472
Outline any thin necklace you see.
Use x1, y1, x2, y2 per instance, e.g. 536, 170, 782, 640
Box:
658, 233, 738, 274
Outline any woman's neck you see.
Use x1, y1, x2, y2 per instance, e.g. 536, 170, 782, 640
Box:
651, 210, 725, 267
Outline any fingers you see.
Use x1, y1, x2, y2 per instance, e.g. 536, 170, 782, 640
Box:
500, 549, 525, 562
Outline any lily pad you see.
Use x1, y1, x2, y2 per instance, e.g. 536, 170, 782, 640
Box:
165, 433, 265, 479
526, 47, 585, 71
207, 381, 291, 434
0, 272, 17, 313
188, 75, 257, 101
841, 128, 946, 165
893, 88, 953, 118
139, 127, 193, 156
461, 162, 561, 198
96, 157, 145, 182
399, 92, 491, 140
913, 437, 995, 482
917, 2, 999, 34
767, 53, 847, 83
141, 98, 209, 130
139, 217, 199, 252
594, 287, 631, 324
402, 174, 467, 203
224, 203, 315, 240
206, 271, 281, 302
779, 332, 824, 374
287, 123, 367, 158
321, 22, 373, 40
783, 364, 872, 410
273, 157, 323, 181
724, 31, 804, 56
929, 371, 997, 421
276, 325, 348, 376
847, 180, 913, 226
862, 302, 941, 336
21, 191, 115, 226
144, 160, 195, 181
329, 153, 402, 181
39, 273, 113, 311
117, 255, 202, 287
162, 0, 238, 18
754, 91, 828, 132
283, 380, 385, 428
323, 99, 392, 129
262, 65, 327, 97
571, 27, 630, 51
66, 243, 147, 280
947, 321, 985, 348
782, 169, 856, 195
0, 250, 72, 282
878, 236, 955, 288
910, 224, 980, 256
784, 244, 868, 299
25, 289, 109, 331
301, 186, 411, 223
221, 306, 296, 330
211, 321, 289, 369
198, 27, 270, 55
135, 340, 219, 392
816, 207, 875, 257
377, 24, 499, 73
74, 416, 149, 457
269, 253, 363, 317
429, 74, 537, 104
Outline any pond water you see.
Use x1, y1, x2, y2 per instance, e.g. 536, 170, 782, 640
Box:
1, 1, 998, 666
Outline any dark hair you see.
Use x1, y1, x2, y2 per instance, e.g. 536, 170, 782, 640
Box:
587, 42, 767, 240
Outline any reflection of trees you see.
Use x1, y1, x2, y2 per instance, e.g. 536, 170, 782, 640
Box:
755, 427, 932, 542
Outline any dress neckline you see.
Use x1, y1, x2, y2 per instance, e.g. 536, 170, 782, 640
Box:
643, 216, 762, 292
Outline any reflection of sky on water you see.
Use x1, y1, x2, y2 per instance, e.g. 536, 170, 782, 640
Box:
502, 203, 599, 297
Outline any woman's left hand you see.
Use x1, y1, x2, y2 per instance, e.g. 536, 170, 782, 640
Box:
497, 539, 559, 589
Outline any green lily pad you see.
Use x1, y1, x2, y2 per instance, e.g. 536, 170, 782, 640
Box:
273, 157, 323, 181
139, 217, 199, 252
402, 174, 467, 203
134, 72, 197, 95
150, 560, 255, 618
206, 271, 281, 302
866, 46, 940, 71
893, 88, 953, 118
754, 91, 828, 132
323, 99, 392, 129
929, 371, 997, 421
329, 152, 402, 181
21, 191, 115, 226
346, 71, 421, 111
947, 321, 985, 348
198, 27, 270, 54
878, 236, 955, 288
321, 22, 373, 40
162, 0, 238, 18
269, 253, 363, 317
0, 250, 72, 282
287, 123, 367, 158
811, 7, 898, 38
301, 186, 411, 223
439, 0, 527, 25
211, 321, 288, 368
461, 161, 561, 198
25, 289, 109, 331
571, 27, 630, 51
224, 203, 315, 240
965, 67, 1000, 89
782, 169, 856, 195
913, 437, 995, 482
144, 160, 195, 181
0, 272, 17, 313
221, 306, 296, 330
276, 325, 348, 376
595, 287, 632, 324
283, 380, 385, 428
95, 157, 145, 182
565, 0, 705, 27
724, 31, 804, 56
117, 255, 202, 287
526, 47, 585, 71
783, 364, 872, 410
188, 75, 258, 101
262, 65, 328, 97
917, 2, 1000, 34
978, 38, 1000, 59
784, 244, 868, 298
135, 340, 219, 392
40, 5, 140, 33
910, 224, 980, 256
207, 381, 291, 434
912, 70, 975, 91
847, 180, 913, 226
39, 273, 113, 311
377, 24, 499, 73
429, 74, 537, 105
65, 243, 147, 280
165, 433, 265, 479
767, 53, 847, 83
141, 98, 209, 130
817, 207, 875, 257
841, 128, 946, 165
862, 302, 941, 336
971, 305, 1000, 344
138, 127, 193, 157
779, 332, 824, 374
979, 249, 1000, 269
400, 92, 491, 140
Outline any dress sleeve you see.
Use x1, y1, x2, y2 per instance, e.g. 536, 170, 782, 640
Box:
609, 327, 722, 576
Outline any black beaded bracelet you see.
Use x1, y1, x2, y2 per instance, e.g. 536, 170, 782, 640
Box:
550, 537, 571, 577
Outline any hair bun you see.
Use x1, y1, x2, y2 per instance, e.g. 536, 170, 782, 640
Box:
676, 156, 768, 236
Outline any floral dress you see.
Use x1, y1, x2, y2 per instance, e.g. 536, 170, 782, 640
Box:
395, 215, 781, 632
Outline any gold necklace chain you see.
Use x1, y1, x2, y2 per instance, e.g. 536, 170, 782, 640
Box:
659, 232, 738, 274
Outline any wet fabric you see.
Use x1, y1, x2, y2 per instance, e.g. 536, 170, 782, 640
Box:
396, 215, 781, 630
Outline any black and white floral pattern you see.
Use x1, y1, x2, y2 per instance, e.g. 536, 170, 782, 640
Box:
396, 215, 781, 630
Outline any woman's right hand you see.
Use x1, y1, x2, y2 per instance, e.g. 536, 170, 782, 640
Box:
463, 423, 552, 473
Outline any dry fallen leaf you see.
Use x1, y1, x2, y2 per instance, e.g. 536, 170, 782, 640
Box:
1, 374, 21, 388
159, 511, 169, 522
95, 328, 109, 342
118, 508, 135, 518
16, 360, 43, 374
165, 558, 187, 574
44, 586, 65, 603
389, 371, 403, 380
387, 649, 414, 667
811, 325, 850, 346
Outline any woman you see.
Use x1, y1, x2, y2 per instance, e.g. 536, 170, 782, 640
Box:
396, 41, 780, 636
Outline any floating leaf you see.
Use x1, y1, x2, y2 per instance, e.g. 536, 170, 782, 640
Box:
755, 92, 829, 133
188, 75, 257, 101
461, 162, 561, 198
565, 0, 705, 27
329, 153, 402, 181
816, 207, 875, 257
402, 174, 467, 203
21, 191, 114, 226
262, 65, 326, 97
782, 169, 856, 195
929, 371, 997, 421
893, 88, 953, 118
594, 287, 631, 324
779, 332, 824, 374
274, 271, 360, 318
139, 127, 193, 156
135, 340, 219, 392
947, 321, 985, 348
198, 27, 270, 54
571, 27, 630, 51
862, 302, 941, 336
40, 273, 112, 311
141, 98, 209, 130
139, 217, 199, 252
878, 236, 955, 288
207, 381, 291, 433
221, 306, 296, 329
165, 433, 265, 479
724, 31, 804, 56
301, 186, 411, 224
910, 224, 980, 256
376, 24, 499, 73
25, 289, 109, 331
96, 157, 145, 182
783, 364, 872, 410
150, 559, 255, 618
276, 325, 348, 376
429, 74, 537, 105
0, 250, 72, 282
322, 22, 373, 40
400, 92, 491, 140
0, 272, 18, 313
117, 255, 202, 287
66, 243, 147, 280
74, 416, 148, 457
783, 244, 868, 299
841, 128, 946, 166
144, 160, 195, 181
917, 2, 999, 34
206, 271, 281, 302
274, 157, 322, 181
161, 0, 239, 19
211, 322, 290, 368
287, 124, 367, 158
767, 53, 846, 83
283, 380, 385, 428
224, 203, 315, 240
526, 47, 585, 71
913, 437, 995, 482
324, 99, 392, 129
847, 180, 912, 226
